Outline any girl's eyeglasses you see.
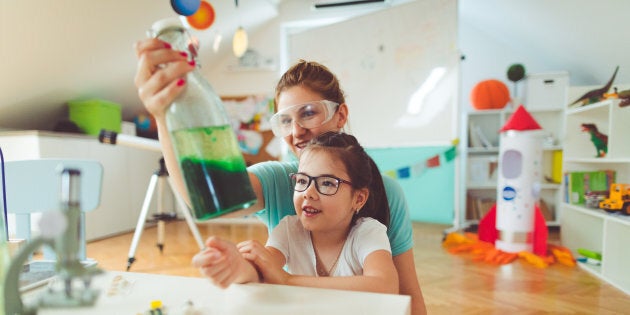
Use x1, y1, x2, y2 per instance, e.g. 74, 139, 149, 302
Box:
289, 172, 353, 196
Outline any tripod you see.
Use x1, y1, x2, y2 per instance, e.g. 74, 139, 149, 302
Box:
126, 158, 204, 271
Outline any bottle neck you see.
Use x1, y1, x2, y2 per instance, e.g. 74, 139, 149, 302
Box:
157, 27, 198, 67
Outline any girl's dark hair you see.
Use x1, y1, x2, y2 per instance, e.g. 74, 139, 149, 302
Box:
303, 132, 390, 228
275, 60, 346, 108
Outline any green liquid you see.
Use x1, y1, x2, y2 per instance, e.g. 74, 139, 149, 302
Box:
172, 126, 257, 220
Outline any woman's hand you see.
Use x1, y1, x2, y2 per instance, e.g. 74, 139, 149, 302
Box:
238, 240, 289, 285
133, 38, 194, 120
192, 236, 260, 288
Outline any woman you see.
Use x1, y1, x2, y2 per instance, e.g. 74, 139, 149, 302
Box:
134, 38, 427, 315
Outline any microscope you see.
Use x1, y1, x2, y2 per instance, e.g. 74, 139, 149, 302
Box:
4, 168, 103, 314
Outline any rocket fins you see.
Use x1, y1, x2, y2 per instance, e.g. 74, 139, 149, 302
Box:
532, 205, 548, 256
478, 203, 497, 244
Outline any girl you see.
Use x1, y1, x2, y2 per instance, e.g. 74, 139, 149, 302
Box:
192, 132, 398, 294
134, 40, 426, 314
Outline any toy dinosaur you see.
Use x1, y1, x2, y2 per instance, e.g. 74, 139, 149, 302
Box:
581, 123, 608, 157
617, 88, 630, 107
569, 66, 619, 107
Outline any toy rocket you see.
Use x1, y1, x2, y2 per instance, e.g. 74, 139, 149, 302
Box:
478, 105, 548, 256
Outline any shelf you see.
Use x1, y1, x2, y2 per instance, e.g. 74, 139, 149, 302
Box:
467, 109, 506, 116
543, 145, 563, 151
577, 261, 603, 276
459, 219, 560, 227
562, 203, 630, 227
467, 147, 499, 154
566, 99, 613, 115
468, 107, 564, 116
467, 183, 560, 190
466, 184, 496, 190
468, 146, 562, 154
561, 96, 630, 294
564, 157, 630, 163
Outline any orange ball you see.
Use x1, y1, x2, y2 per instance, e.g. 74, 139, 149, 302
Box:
470, 79, 510, 110
186, 0, 215, 30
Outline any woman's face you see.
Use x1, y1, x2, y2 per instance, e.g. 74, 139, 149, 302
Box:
293, 150, 366, 234
276, 86, 348, 157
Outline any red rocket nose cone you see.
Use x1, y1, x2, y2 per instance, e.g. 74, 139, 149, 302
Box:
500, 105, 543, 132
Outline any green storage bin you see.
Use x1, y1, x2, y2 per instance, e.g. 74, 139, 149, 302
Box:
68, 99, 121, 135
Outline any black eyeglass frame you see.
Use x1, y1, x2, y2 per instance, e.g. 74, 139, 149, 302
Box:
289, 172, 353, 196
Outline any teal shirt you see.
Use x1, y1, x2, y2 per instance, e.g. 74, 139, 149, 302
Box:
248, 160, 414, 256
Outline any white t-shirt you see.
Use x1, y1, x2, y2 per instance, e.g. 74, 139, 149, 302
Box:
266, 216, 391, 276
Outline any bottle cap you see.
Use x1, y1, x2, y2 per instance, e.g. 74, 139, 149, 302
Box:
150, 17, 186, 37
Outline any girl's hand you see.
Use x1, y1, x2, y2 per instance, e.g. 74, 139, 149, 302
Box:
237, 240, 289, 285
133, 38, 194, 120
192, 236, 256, 288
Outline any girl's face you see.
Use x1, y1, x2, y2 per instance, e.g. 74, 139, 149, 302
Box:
276, 86, 348, 157
293, 150, 368, 233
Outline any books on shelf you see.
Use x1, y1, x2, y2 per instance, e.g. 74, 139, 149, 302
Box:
564, 170, 616, 205
468, 121, 493, 149
466, 193, 496, 220
539, 198, 554, 221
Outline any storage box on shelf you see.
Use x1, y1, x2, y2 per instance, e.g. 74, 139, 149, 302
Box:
560, 98, 630, 295
462, 107, 564, 227
523, 71, 569, 111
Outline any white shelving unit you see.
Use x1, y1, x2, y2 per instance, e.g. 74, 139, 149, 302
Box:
560, 98, 630, 295
462, 107, 565, 228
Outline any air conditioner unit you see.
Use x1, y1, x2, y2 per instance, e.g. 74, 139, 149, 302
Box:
312, 0, 389, 9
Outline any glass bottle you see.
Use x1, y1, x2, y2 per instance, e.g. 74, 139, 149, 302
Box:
0, 197, 8, 315
149, 18, 256, 221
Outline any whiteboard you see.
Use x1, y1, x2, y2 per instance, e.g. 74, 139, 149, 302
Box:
288, 0, 459, 147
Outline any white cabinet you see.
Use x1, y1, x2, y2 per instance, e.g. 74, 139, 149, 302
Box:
0, 131, 167, 241
560, 99, 630, 295
462, 107, 564, 227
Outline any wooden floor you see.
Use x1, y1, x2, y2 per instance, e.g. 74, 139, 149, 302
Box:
86, 220, 630, 314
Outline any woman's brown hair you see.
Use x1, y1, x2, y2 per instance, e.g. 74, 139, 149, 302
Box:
275, 60, 346, 107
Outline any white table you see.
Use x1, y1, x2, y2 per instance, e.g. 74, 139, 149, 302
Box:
25, 271, 411, 315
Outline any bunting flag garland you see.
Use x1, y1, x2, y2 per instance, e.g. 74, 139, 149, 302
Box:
383, 139, 459, 180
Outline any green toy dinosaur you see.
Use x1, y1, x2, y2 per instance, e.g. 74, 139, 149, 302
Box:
581, 123, 608, 157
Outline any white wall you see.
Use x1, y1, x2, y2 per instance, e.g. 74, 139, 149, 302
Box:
202, 1, 413, 98
458, 0, 630, 113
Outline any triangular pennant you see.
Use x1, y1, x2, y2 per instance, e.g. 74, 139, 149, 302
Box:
444, 146, 457, 162
426, 155, 440, 167
384, 170, 397, 178
397, 167, 411, 179
411, 163, 426, 177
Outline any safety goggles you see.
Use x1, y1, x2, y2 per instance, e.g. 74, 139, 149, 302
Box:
290, 172, 353, 196
269, 100, 340, 137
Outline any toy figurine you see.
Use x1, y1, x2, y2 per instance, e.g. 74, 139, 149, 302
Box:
581, 123, 608, 157
617, 88, 630, 107
569, 66, 619, 107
